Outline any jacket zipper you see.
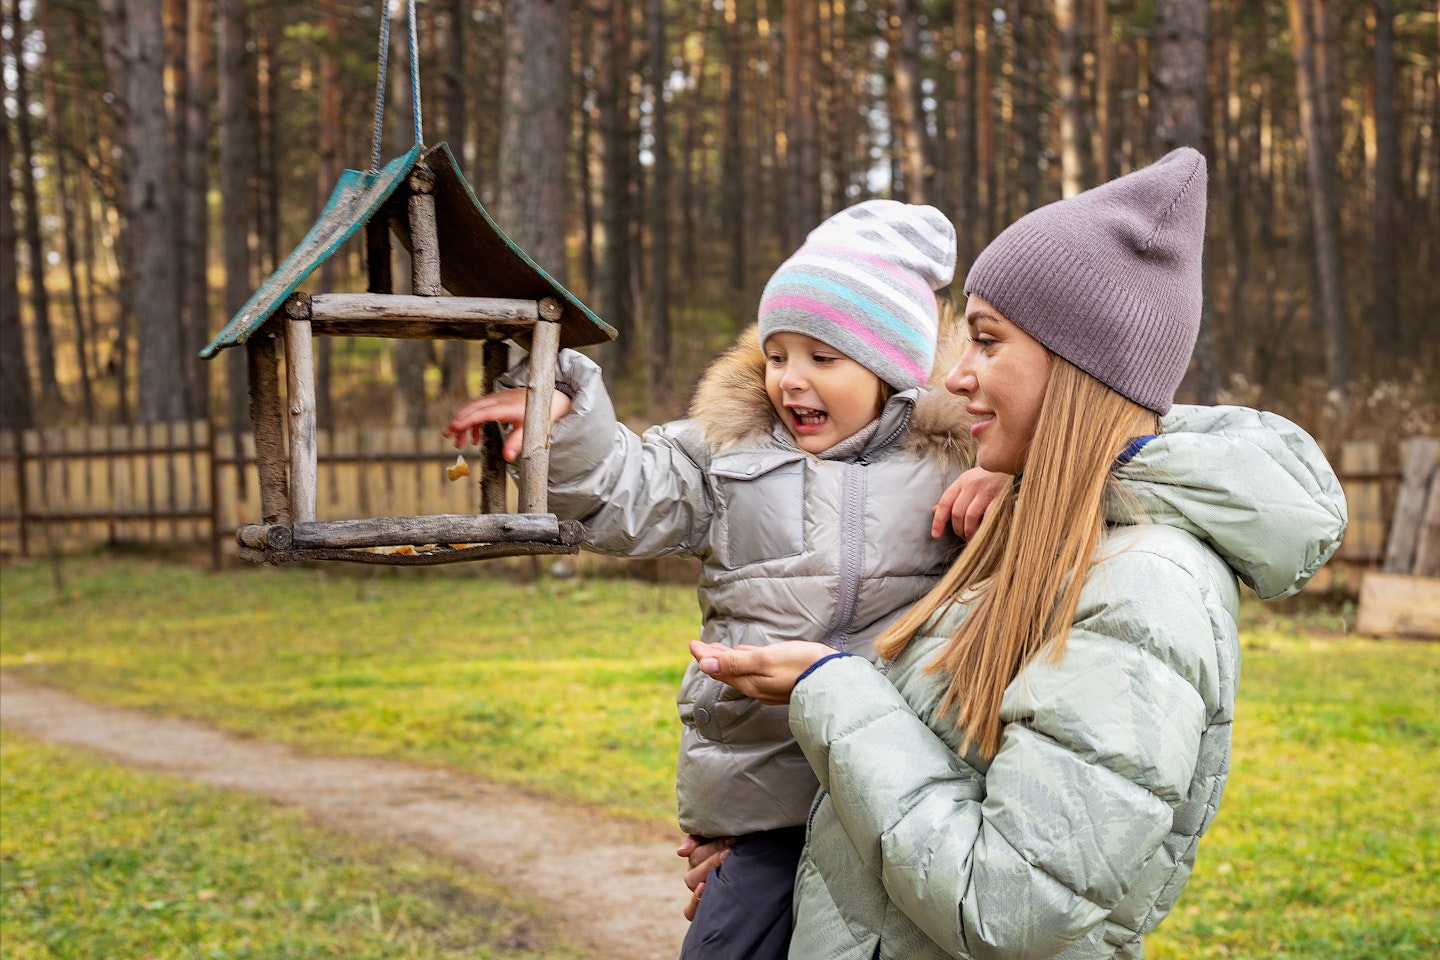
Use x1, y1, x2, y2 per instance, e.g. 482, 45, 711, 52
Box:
820, 405, 913, 648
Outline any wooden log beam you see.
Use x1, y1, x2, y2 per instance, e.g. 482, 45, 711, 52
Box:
307, 293, 543, 323
290, 513, 566, 549
236, 523, 293, 550
409, 164, 441, 297
244, 324, 290, 526
518, 305, 563, 514
284, 307, 318, 523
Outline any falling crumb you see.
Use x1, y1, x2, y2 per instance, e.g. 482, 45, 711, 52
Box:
447, 454, 470, 481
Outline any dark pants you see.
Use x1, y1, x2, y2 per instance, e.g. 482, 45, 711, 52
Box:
679, 826, 806, 960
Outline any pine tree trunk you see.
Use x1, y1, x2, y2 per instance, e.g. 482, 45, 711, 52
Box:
1286, 0, 1351, 392
1054, 0, 1084, 198
721, 0, 746, 298
888, 0, 928, 203
1370, 0, 1400, 357
183, 0, 213, 418
646, 0, 672, 407
952, 0, 977, 268
37, 0, 94, 419
8, 0, 62, 411
120, 0, 186, 423
1152, 0, 1217, 404
218, 0, 252, 431
1, 83, 35, 430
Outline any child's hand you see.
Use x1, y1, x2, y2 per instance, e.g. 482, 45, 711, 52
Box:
932, 466, 1012, 541
676, 834, 735, 921
442, 388, 573, 462
690, 640, 833, 705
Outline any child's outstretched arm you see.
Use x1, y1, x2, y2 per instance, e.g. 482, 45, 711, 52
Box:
442, 388, 572, 462
931, 466, 1012, 541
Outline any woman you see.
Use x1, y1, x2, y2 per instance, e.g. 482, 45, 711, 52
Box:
689, 148, 1347, 959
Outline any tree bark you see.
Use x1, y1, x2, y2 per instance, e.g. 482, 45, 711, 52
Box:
1286, 0, 1351, 392
887, 0, 928, 203
7, 0, 61, 411
1370, 0, 1400, 357
118, 0, 186, 423
37, 0, 94, 418
218, 0, 253, 430
952, 0, 977, 268
646, 0, 672, 406
1054, 0, 1085, 198
1, 72, 35, 431
499, 0, 572, 278
182, 0, 213, 418
1152, 0, 1217, 404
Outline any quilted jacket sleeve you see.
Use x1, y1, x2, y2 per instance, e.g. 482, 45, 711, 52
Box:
790, 534, 1229, 960
502, 349, 715, 558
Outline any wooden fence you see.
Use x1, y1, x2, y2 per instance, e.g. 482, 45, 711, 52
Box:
0, 423, 1433, 589
0, 422, 484, 567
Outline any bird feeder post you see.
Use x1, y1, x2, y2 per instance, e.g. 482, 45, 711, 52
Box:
245, 325, 290, 526
283, 294, 318, 523
517, 298, 563, 514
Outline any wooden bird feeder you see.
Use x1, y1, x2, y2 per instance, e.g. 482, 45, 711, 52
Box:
201, 142, 616, 565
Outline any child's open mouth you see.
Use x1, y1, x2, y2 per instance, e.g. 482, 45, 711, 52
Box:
790, 407, 828, 429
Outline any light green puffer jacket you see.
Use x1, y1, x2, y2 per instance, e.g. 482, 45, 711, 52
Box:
786, 405, 1347, 960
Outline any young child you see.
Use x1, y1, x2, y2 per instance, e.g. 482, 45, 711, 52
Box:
444, 200, 997, 960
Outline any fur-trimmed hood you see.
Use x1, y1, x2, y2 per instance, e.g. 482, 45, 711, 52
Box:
686, 323, 976, 474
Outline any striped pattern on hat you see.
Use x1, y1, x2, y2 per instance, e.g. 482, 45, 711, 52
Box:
758, 200, 957, 391
964, 147, 1207, 414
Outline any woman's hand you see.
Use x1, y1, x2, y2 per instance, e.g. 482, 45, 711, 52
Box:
676, 834, 735, 921
932, 466, 1012, 541
441, 387, 573, 461
690, 640, 834, 705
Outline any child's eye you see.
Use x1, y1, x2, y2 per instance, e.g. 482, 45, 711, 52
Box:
767, 353, 785, 364
813, 354, 837, 364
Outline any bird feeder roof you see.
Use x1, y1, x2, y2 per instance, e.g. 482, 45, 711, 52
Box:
201, 142, 615, 358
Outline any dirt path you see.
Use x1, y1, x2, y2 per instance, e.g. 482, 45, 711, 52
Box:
0, 671, 691, 960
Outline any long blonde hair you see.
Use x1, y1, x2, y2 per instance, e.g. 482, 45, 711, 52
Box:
875, 357, 1160, 758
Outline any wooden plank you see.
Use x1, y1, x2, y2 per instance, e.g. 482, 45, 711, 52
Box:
518, 311, 562, 514
291, 513, 564, 549
285, 316, 318, 523
1413, 477, 1440, 579
1338, 440, 1385, 561
1382, 438, 1438, 574
1357, 571, 1440, 639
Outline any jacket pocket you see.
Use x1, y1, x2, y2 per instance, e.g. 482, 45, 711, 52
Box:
711, 452, 806, 568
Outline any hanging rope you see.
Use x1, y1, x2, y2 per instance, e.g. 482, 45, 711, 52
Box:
369, 0, 425, 175
408, 0, 424, 149
368, 3, 391, 173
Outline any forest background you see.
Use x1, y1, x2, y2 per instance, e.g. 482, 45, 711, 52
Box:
0, 0, 1436, 452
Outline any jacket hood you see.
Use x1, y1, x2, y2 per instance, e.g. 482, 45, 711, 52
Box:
1116, 405, 1347, 600
687, 323, 975, 473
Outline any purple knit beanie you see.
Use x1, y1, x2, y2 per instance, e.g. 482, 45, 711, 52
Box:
758, 200, 956, 392
964, 147, 1207, 414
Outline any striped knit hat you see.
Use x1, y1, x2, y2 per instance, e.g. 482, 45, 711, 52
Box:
757, 200, 957, 391
964, 147, 1207, 414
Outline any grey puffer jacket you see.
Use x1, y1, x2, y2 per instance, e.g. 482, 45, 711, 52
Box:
510, 328, 974, 837
785, 405, 1347, 960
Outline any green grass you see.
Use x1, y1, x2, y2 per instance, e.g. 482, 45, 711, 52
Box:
0, 729, 580, 960
1, 552, 695, 823
3, 552, 1438, 959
